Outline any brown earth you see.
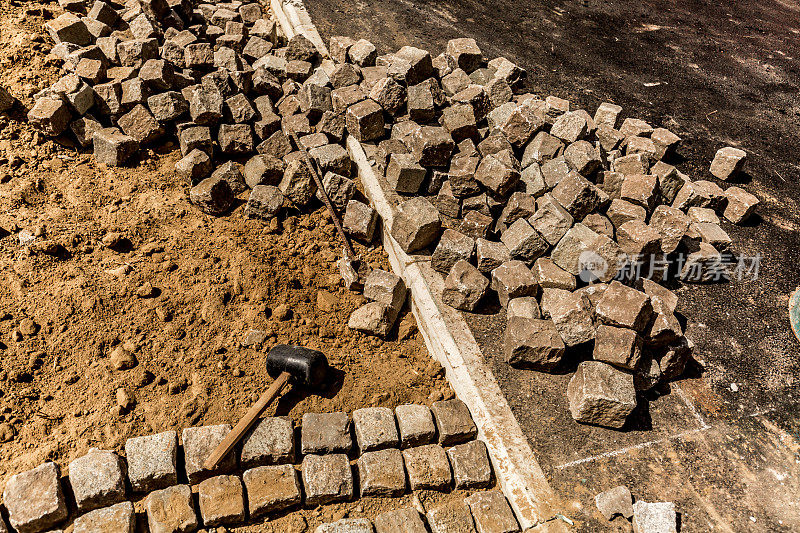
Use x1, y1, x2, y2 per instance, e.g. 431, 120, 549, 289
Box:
0, 2, 475, 531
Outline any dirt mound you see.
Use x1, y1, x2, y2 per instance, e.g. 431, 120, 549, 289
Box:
0, 2, 449, 496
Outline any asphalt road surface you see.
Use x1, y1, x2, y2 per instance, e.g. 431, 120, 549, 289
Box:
304, 0, 800, 529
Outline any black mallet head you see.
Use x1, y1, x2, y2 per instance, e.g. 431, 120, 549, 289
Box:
266, 344, 329, 389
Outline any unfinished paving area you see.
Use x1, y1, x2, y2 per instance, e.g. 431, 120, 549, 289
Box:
2, 0, 799, 529
303, 0, 800, 530
0, 0, 487, 530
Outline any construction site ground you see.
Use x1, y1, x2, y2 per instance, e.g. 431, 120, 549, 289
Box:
0, 2, 484, 530
303, 0, 800, 530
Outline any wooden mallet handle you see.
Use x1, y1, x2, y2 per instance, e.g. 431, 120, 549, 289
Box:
203, 371, 292, 470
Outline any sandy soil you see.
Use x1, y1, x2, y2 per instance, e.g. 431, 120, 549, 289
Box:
0, 3, 472, 530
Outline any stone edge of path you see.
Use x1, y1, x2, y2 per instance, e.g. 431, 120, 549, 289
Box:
268, 1, 571, 529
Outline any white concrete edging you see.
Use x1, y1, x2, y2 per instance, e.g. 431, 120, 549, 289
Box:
346, 138, 568, 532
271, 2, 569, 530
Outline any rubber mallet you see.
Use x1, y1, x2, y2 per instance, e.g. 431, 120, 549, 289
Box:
203, 344, 329, 470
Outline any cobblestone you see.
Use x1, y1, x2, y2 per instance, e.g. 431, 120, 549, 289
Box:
353, 407, 400, 452
3, 462, 67, 533
197, 475, 246, 527
357, 448, 407, 497
447, 440, 492, 489
243, 464, 302, 517
301, 412, 353, 454
395, 404, 437, 447
465, 491, 520, 533
302, 453, 354, 505
374, 508, 427, 533
427, 500, 478, 533
182, 424, 236, 484
431, 399, 478, 445
72, 501, 135, 533
145, 484, 198, 533
402, 444, 452, 490
68, 448, 126, 512
240, 416, 295, 467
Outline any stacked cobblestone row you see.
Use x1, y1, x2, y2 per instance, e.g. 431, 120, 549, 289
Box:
325, 36, 760, 429
0, 400, 509, 532
29, 0, 377, 224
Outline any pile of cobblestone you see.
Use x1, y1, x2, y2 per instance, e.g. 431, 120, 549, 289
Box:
0, 400, 519, 532
28, 0, 375, 226
324, 36, 759, 429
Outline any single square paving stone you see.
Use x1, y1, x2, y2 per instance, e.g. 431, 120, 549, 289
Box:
301, 454, 354, 506
391, 197, 443, 254
427, 500, 478, 533
504, 315, 565, 372
245, 185, 285, 220
709, 146, 747, 181
374, 508, 427, 533
386, 153, 426, 194
432, 230, 475, 274
594, 325, 643, 371
316, 518, 375, 533
93, 127, 139, 167
319, 171, 356, 212
346, 98, 385, 142
243, 464, 301, 518
447, 440, 493, 489
182, 424, 236, 484
73, 501, 135, 533
442, 260, 489, 312
465, 491, 520, 533
69, 448, 126, 512
118, 104, 164, 143
507, 297, 541, 320
395, 404, 436, 448
567, 361, 637, 429
402, 444, 452, 490
594, 485, 634, 520
176, 149, 213, 185
363, 270, 407, 311
125, 430, 178, 492
594, 102, 622, 129
301, 412, 353, 454
344, 200, 378, 242
241, 416, 295, 467
198, 475, 246, 527
431, 399, 478, 446
352, 407, 400, 452
491, 260, 538, 308
145, 484, 198, 533
723, 186, 759, 224
476, 239, 511, 274
632, 501, 677, 533
500, 219, 548, 264
357, 448, 406, 497
3, 462, 68, 533
595, 281, 653, 333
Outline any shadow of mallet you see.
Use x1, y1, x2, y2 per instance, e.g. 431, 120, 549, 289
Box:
203, 344, 329, 470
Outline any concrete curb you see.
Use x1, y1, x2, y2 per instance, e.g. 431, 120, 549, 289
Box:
271, 2, 571, 529
347, 138, 569, 533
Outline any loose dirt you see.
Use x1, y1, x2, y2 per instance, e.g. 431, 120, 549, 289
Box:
0, 3, 468, 530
